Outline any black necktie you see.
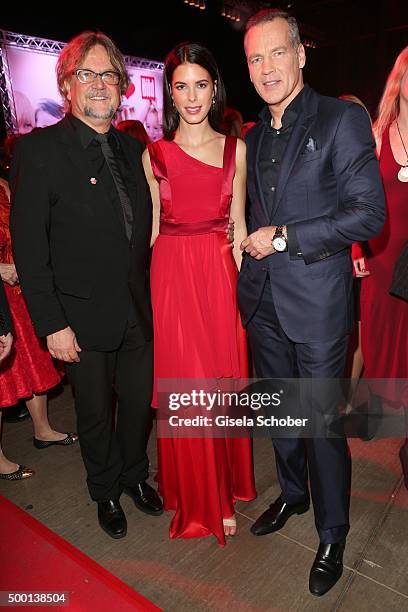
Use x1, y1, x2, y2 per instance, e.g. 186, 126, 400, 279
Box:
94, 133, 133, 241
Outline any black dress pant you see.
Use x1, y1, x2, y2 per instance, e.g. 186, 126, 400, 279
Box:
247, 278, 351, 544
65, 324, 153, 501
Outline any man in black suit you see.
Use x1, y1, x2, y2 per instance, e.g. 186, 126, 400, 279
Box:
0, 279, 13, 362
10, 31, 162, 538
238, 9, 385, 595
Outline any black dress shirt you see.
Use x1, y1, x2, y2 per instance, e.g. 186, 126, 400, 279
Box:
259, 86, 308, 257
67, 113, 129, 234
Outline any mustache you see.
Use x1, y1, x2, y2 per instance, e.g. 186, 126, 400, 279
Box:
86, 89, 111, 99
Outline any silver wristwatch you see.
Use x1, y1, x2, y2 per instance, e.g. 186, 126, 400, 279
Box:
272, 226, 288, 252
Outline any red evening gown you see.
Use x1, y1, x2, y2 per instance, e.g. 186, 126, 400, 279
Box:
0, 185, 62, 408
360, 128, 408, 405
148, 136, 256, 546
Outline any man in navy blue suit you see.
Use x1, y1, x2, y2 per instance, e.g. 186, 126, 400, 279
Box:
238, 9, 385, 596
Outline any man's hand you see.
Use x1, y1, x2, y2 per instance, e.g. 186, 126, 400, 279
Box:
0, 332, 13, 363
0, 263, 18, 286
47, 326, 81, 362
353, 257, 370, 278
240, 226, 277, 260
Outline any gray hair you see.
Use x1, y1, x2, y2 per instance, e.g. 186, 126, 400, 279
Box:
56, 31, 130, 110
245, 9, 301, 50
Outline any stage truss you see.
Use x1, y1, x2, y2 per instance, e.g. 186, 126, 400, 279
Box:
0, 30, 164, 133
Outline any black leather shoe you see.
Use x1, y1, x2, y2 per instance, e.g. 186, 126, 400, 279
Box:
250, 495, 309, 536
3, 403, 30, 423
309, 541, 345, 596
97, 499, 127, 539
124, 482, 163, 516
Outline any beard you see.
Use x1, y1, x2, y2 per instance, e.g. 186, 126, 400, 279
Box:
84, 89, 117, 120
84, 104, 116, 120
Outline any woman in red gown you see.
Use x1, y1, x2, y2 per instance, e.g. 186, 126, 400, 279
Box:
0, 175, 77, 480
142, 43, 256, 546
360, 47, 408, 486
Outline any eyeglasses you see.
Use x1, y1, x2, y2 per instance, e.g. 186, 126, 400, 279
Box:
73, 69, 121, 85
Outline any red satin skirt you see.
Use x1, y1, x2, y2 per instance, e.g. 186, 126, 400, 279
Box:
151, 231, 256, 546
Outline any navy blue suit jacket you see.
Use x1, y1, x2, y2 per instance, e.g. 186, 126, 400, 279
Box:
237, 86, 385, 342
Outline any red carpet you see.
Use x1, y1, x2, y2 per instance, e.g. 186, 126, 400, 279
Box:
0, 495, 161, 611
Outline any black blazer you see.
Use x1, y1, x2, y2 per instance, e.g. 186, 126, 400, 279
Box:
238, 87, 386, 342
0, 280, 12, 335
10, 117, 153, 351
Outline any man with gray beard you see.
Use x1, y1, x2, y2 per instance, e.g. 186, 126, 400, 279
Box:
10, 32, 163, 538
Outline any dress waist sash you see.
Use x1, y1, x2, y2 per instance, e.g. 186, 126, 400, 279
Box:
160, 218, 228, 236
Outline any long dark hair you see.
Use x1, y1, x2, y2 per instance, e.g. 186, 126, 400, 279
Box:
163, 42, 226, 140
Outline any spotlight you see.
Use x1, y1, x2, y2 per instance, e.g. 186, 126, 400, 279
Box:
184, 0, 206, 10
220, 3, 242, 24
303, 39, 318, 49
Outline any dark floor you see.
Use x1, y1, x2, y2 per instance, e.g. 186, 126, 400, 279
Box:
1, 385, 407, 611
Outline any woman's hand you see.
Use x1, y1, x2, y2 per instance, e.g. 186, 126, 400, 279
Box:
0, 263, 18, 285
226, 218, 235, 244
353, 257, 370, 278
0, 332, 13, 362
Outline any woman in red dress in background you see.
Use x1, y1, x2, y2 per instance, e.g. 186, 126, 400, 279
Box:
0, 172, 77, 481
142, 43, 256, 546
360, 47, 408, 486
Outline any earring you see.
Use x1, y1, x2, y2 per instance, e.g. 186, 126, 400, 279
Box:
212, 96, 216, 106
171, 99, 179, 115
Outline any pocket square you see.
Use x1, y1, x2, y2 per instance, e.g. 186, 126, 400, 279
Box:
305, 137, 317, 153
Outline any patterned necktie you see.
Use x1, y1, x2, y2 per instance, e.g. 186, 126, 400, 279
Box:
94, 133, 133, 241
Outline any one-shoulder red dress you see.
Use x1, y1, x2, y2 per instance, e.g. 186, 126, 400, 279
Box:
148, 136, 256, 546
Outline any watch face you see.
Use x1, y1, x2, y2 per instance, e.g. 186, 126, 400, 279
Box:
273, 237, 287, 252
